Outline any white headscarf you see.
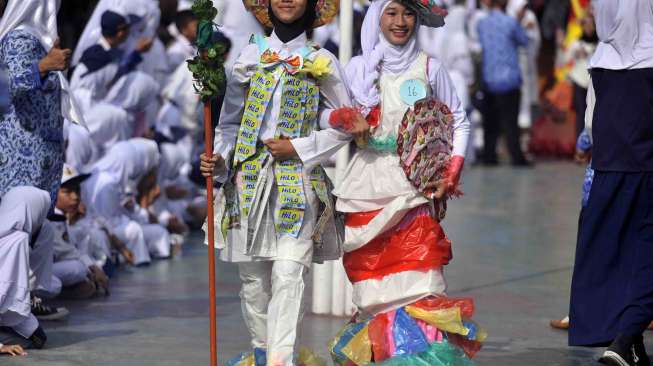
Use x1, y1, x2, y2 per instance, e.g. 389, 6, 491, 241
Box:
66, 122, 97, 173
348, 0, 422, 112
72, 0, 161, 66
507, 0, 527, 18
590, 0, 653, 70
158, 142, 185, 183
0, 186, 50, 237
0, 0, 86, 127
106, 71, 160, 113
85, 103, 132, 161
91, 138, 160, 189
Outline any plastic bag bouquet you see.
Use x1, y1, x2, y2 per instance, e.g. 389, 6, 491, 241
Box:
397, 97, 460, 200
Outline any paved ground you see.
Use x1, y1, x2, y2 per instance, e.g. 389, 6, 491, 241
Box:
3, 162, 645, 365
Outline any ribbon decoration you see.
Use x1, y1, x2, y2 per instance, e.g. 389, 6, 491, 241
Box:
259, 49, 305, 74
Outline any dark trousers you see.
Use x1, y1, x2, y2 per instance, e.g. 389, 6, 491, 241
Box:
573, 82, 588, 138
569, 172, 653, 346
481, 88, 526, 164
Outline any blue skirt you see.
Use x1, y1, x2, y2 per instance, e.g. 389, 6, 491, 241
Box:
569, 171, 653, 346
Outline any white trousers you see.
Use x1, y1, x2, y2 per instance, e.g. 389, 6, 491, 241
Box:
142, 224, 171, 259
0, 232, 38, 338
238, 260, 307, 366
52, 260, 88, 286
113, 220, 151, 265
30, 232, 61, 298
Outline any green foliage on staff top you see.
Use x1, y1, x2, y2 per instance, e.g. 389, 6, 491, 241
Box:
187, 0, 227, 102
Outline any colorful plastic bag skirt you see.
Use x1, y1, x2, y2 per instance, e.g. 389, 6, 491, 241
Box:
329, 297, 485, 366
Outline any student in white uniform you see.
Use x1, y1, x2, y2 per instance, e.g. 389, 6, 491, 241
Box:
200, 0, 369, 362
82, 138, 162, 266
508, 0, 540, 129
71, 10, 155, 113
0, 187, 51, 350
166, 10, 198, 70
50, 164, 110, 297
65, 122, 96, 174
124, 159, 176, 259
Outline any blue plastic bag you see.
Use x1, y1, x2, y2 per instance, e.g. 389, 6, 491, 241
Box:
393, 308, 429, 356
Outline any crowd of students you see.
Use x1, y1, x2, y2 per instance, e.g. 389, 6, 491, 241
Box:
0, 0, 234, 354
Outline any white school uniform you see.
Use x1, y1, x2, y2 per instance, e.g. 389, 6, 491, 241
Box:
0, 187, 50, 338
82, 139, 161, 265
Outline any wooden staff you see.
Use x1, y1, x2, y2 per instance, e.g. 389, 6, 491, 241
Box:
204, 101, 218, 366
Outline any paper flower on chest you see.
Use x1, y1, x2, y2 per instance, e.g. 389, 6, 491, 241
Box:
299, 55, 332, 79
397, 97, 460, 201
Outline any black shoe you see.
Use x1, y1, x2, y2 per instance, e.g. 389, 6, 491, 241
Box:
31, 296, 69, 321
28, 326, 47, 349
599, 334, 642, 366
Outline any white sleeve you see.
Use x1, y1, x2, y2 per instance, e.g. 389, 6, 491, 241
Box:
291, 50, 353, 168
584, 77, 595, 143
213, 45, 257, 159
212, 45, 258, 182
428, 58, 471, 157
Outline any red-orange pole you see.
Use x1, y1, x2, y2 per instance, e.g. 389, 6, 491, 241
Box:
204, 101, 218, 366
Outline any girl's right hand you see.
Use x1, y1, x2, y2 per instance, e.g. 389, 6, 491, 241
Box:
200, 153, 225, 178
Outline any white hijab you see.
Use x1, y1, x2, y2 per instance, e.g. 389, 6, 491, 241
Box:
0, 0, 86, 127
106, 71, 160, 113
91, 138, 160, 189
86, 103, 132, 161
0, 186, 50, 238
158, 142, 185, 183
72, 0, 161, 66
590, 0, 653, 70
507, 0, 527, 18
66, 122, 97, 173
348, 0, 422, 111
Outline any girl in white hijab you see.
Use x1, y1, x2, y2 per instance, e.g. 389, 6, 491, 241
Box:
65, 122, 96, 174
82, 138, 162, 265
0, 186, 50, 351
329, 0, 483, 363
337, 0, 469, 265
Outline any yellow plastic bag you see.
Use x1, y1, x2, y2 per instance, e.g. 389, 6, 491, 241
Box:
404, 306, 468, 336
298, 346, 327, 366
341, 325, 373, 366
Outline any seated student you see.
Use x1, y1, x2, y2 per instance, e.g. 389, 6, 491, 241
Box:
71, 10, 154, 112
151, 142, 194, 231
82, 138, 164, 265
65, 121, 96, 174
49, 165, 110, 298
123, 167, 177, 259
166, 9, 198, 70
71, 10, 159, 140
0, 187, 51, 350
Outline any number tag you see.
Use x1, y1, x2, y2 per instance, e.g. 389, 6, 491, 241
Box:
399, 79, 427, 106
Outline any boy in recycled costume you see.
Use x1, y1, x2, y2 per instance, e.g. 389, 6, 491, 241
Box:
200, 0, 368, 364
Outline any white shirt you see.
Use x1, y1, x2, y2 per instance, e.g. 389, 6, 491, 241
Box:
166, 34, 196, 70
